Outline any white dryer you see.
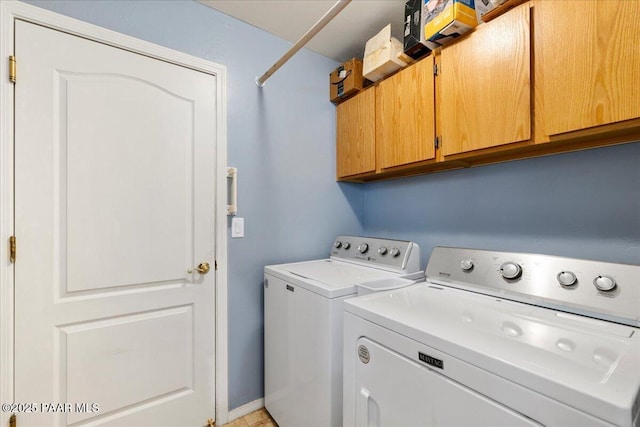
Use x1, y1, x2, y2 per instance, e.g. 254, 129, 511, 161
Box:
344, 247, 640, 427
264, 236, 422, 427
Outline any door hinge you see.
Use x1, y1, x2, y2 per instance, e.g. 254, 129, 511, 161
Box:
9, 55, 16, 83
9, 413, 16, 427
435, 136, 441, 150
433, 63, 439, 76
9, 236, 16, 263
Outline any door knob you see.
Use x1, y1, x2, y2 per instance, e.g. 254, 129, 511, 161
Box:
188, 262, 211, 274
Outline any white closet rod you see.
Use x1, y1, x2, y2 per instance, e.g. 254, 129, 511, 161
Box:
255, 0, 352, 87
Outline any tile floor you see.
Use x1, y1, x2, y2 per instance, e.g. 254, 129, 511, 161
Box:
219, 408, 277, 427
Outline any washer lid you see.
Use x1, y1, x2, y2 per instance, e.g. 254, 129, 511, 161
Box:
266, 259, 403, 298
344, 284, 640, 426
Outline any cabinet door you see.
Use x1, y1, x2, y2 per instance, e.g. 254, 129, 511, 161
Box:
376, 55, 436, 169
535, 0, 640, 136
440, 5, 531, 156
336, 89, 376, 178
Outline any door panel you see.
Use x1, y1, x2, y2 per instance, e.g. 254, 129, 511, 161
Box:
64, 74, 193, 292
535, 0, 640, 136
376, 55, 435, 169
62, 306, 193, 425
15, 21, 216, 426
336, 89, 376, 178
441, 5, 531, 156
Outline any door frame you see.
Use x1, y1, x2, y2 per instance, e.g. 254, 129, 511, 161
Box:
0, 1, 230, 424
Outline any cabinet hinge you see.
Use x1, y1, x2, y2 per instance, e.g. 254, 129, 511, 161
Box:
9, 236, 16, 263
434, 136, 441, 150
9, 55, 16, 83
10, 413, 17, 427
433, 63, 439, 76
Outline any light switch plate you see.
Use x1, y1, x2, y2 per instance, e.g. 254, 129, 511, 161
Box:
231, 217, 244, 238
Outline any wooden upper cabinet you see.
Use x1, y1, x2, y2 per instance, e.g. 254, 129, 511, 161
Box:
440, 4, 531, 157
376, 55, 436, 169
535, 0, 640, 137
336, 88, 375, 178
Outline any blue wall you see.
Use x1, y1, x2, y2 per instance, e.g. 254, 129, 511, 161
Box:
363, 142, 640, 267
23, 0, 364, 410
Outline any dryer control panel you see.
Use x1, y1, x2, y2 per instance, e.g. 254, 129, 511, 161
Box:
331, 236, 420, 273
426, 246, 640, 327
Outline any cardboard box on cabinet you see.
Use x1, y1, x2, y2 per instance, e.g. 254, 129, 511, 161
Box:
424, 0, 477, 49
330, 58, 365, 104
404, 0, 431, 59
363, 24, 408, 82
474, 0, 507, 22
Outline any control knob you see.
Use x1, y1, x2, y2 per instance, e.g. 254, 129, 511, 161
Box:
334, 241, 342, 249
357, 243, 369, 254
500, 262, 522, 280
389, 247, 401, 257
378, 247, 388, 255
557, 271, 577, 287
593, 275, 616, 292
460, 258, 474, 271
343, 242, 350, 249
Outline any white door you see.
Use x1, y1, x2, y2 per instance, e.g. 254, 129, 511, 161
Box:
14, 20, 217, 427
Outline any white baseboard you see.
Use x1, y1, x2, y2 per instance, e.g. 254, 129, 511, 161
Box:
226, 398, 265, 422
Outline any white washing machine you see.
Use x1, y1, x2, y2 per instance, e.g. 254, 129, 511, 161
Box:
344, 247, 640, 427
264, 236, 423, 427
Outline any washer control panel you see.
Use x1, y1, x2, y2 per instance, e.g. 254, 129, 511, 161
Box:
425, 246, 640, 326
331, 235, 420, 273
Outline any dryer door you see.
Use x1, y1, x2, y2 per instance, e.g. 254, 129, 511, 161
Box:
354, 338, 542, 427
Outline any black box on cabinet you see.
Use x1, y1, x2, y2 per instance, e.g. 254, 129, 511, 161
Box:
404, 0, 431, 59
